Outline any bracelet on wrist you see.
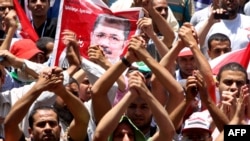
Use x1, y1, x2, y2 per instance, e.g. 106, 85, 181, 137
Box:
120, 56, 131, 67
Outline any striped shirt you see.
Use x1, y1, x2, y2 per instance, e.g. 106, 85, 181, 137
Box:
168, 0, 195, 26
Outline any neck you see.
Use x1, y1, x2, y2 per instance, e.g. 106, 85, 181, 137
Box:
32, 15, 47, 28
180, 70, 189, 79
229, 13, 237, 20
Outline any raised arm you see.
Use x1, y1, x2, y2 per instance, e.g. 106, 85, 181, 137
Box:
0, 50, 40, 78
178, 23, 229, 131
170, 74, 198, 129
179, 22, 216, 102
88, 45, 126, 92
61, 30, 82, 76
129, 36, 184, 114
215, 85, 250, 141
4, 67, 63, 141
93, 90, 137, 141
90, 38, 140, 124
52, 73, 90, 141
0, 9, 17, 50
144, 0, 175, 48
137, 16, 169, 58
131, 72, 175, 141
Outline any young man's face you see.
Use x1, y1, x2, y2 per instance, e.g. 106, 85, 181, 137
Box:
29, 109, 61, 141
126, 97, 152, 133
27, 0, 50, 17
79, 77, 92, 102
177, 55, 196, 79
0, 0, 13, 18
113, 122, 135, 141
153, 0, 168, 19
91, 19, 126, 63
221, 0, 239, 15
208, 40, 231, 60
217, 70, 247, 97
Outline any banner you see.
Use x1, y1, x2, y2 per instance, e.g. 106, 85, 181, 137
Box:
52, 0, 143, 66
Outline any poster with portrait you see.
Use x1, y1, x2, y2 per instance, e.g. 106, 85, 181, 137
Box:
52, 0, 144, 66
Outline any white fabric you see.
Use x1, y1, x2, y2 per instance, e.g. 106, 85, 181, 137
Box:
244, 1, 250, 16
81, 57, 118, 104
190, 5, 210, 26
0, 83, 56, 137
110, 0, 133, 11
0, 61, 70, 137
175, 69, 184, 82
195, 14, 250, 58
110, 0, 179, 32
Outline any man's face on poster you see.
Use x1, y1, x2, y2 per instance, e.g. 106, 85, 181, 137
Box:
91, 19, 126, 63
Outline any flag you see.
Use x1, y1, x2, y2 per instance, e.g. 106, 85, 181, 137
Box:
13, 0, 38, 42
210, 42, 250, 79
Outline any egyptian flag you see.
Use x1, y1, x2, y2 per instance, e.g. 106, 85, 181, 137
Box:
210, 42, 250, 79
13, 0, 38, 42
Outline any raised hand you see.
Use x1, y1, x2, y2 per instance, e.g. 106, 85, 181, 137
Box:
220, 90, 238, 120
185, 75, 198, 102
1, 9, 17, 32
128, 70, 147, 97
137, 17, 155, 38
88, 45, 110, 68
127, 35, 149, 61
61, 29, 79, 47
178, 23, 199, 49
35, 67, 64, 92
234, 85, 250, 123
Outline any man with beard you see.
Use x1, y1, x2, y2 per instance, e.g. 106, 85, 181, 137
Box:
196, 0, 250, 58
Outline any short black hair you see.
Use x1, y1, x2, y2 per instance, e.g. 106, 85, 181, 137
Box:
28, 106, 59, 129
207, 33, 231, 50
28, 0, 50, 6
216, 62, 249, 84
36, 36, 54, 54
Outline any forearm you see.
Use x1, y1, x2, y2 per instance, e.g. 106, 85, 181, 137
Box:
4, 85, 43, 140
190, 44, 212, 77
143, 91, 175, 139
59, 88, 90, 140
66, 46, 81, 76
144, 56, 184, 109
150, 33, 169, 58
0, 26, 16, 50
91, 60, 128, 123
94, 92, 136, 140
149, 8, 175, 47
197, 19, 214, 48
72, 69, 86, 84
91, 59, 127, 95
14, 59, 39, 78
159, 40, 183, 73
60, 88, 89, 122
190, 43, 216, 99
170, 99, 192, 129
204, 98, 229, 131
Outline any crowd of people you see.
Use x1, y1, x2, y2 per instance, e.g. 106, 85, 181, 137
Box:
0, 0, 249, 141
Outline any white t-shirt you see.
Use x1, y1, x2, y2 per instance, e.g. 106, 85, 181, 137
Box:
196, 14, 250, 57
